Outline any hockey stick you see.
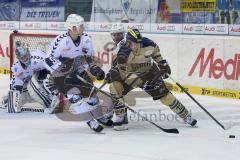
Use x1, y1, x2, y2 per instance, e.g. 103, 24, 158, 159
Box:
126, 107, 179, 134
151, 58, 226, 130
77, 75, 179, 134
168, 75, 226, 130
88, 80, 107, 99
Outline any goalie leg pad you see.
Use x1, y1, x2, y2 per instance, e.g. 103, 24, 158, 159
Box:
7, 90, 22, 113
42, 74, 58, 96
44, 95, 60, 114
27, 75, 52, 108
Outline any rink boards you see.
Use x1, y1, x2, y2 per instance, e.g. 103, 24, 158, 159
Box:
0, 30, 239, 99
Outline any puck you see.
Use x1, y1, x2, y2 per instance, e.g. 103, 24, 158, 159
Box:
229, 135, 235, 138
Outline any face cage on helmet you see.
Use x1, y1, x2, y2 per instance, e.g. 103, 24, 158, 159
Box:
20, 54, 31, 66
16, 48, 31, 66
111, 32, 124, 42
68, 25, 84, 36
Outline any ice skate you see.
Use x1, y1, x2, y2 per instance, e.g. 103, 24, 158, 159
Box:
184, 115, 197, 127
86, 119, 104, 133
97, 115, 113, 127
113, 114, 128, 131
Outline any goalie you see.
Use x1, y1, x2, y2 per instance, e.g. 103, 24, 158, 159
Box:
0, 42, 58, 113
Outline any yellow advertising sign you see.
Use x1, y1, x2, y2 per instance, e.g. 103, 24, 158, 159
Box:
181, 0, 216, 12
0, 67, 10, 74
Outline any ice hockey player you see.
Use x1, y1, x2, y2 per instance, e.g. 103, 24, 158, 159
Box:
101, 23, 126, 118
106, 28, 197, 131
44, 14, 113, 133
1, 42, 58, 113
110, 23, 125, 53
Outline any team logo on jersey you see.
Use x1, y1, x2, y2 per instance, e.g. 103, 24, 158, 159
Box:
82, 48, 89, 54
63, 48, 71, 52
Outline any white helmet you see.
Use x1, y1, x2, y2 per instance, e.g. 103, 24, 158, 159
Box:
110, 23, 124, 34
66, 14, 84, 30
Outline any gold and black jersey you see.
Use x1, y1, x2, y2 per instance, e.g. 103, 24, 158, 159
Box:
116, 37, 163, 79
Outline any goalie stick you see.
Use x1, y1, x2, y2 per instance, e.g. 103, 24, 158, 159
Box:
76, 74, 179, 134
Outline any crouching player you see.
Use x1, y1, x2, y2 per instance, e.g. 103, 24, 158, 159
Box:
44, 14, 113, 133
106, 29, 197, 130
0, 42, 58, 113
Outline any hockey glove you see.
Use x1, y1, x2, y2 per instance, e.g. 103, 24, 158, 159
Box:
117, 53, 128, 64
90, 65, 105, 80
105, 67, 121, 83
158, 60, 171, 79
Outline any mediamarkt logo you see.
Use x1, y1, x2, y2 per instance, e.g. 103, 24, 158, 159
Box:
188, 48, 240, 80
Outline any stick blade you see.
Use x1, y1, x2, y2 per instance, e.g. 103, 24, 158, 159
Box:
162, 128, 179, 134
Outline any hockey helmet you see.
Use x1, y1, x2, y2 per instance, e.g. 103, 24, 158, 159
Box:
110, 23, 125, 43
126, 28, 142, 43
110, 23, 124, 34
15, 46, 31, 66
66, 14, 84, 30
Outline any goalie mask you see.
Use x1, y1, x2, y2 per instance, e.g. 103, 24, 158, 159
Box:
110, 23, 125, 44
15, 46, 31, 67
66, 14, 84, 35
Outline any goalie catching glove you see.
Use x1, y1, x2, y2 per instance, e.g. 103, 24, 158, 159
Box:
90, 65, 105, 80
158, 60, 171, 79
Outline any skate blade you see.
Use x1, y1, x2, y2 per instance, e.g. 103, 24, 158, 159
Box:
114, 125, 128, 131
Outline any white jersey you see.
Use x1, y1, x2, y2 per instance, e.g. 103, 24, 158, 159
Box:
114, 32, 126, 54
48, 32, 93, 58
46, 32, 94, 72
115, 39, 125, 54
11, 51, 47, 90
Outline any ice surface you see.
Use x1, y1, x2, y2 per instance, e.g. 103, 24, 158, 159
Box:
0, 75, 239, 160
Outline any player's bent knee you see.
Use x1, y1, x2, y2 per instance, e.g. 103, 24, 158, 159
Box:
110, 81, 125, 95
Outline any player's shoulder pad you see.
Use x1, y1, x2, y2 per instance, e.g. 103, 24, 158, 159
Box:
11, 61, 22, 73
118, 42, 132, 55
81, 33, 93, 46
82, 32, 91, 38
82, 33, 92, 41
30, 51, 46, 60
50, 32, 68, 55
141, 37, 157, 48
54, 32, 68, 43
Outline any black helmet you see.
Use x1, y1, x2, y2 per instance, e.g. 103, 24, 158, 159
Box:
126, 28, 142, 43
